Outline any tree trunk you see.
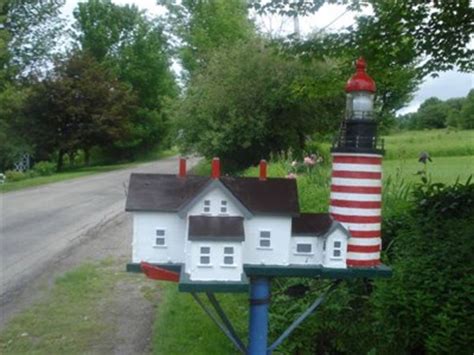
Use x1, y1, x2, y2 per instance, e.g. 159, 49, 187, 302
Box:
68, 152, 75, 167
84, 148, 90, 166
57, 150, 64, 171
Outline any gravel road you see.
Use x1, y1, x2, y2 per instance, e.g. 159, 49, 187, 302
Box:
0, 156, 200, 327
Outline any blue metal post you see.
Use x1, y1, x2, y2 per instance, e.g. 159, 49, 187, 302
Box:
248, 277, 270, 355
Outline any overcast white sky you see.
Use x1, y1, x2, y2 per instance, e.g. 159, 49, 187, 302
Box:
63, 0, 473, 114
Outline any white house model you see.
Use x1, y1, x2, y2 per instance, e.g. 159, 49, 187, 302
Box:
125, 158, 351, 283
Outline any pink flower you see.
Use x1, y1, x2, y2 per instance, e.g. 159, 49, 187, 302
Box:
303, 156, 315, 166
286, 172, 297, 179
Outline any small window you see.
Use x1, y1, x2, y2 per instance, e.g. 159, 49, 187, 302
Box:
296, 243, 312, 254
203, 200, 211, 213
220, 200, 227, 214
223, 246, 234, 265
155, 229, 165, 246
200, 246, 211, 265
259, 231, 271, 248
333, 241, 342, 258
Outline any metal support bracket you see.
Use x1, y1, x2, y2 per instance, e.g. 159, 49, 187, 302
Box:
267, 280, 341, 352
190, 292, 247, 354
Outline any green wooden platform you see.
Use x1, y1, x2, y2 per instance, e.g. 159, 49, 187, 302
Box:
126, 262, 391, 293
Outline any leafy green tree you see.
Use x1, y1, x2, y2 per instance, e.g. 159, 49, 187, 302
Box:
73, 0, 177, 156
0, 83, 30, 171
159, 0, 254, 78
22, 52, 135, 170
415, 97, 448, 129
459, 89, 474, 129
252, 0, 474, 76
174, 39, 344, 170
445, 97, 466, 128
4, 0, 65, 77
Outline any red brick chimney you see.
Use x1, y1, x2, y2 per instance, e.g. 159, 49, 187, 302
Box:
178, 157, 186, 178
211, 157, 220, 179
259, 160, 267, 181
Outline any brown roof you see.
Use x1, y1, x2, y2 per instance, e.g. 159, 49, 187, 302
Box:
126, 174, 299, 216
125, 174, 209, 212
291, 213, 333, 236
220, 177, 299, 216
188, 216, 245, 241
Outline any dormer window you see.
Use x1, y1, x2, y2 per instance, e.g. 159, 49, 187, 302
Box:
203, 200, 211, 213
220, 200, 227, 214
333, 241, 342, 258
155, 229, 166, 247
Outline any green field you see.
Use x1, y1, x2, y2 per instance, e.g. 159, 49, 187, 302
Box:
383, 129, 474, 160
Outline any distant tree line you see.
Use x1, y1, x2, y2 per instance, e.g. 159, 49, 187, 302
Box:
397, 90, 474, 130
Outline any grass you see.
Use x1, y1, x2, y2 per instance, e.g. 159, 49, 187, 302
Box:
383, 155, 474, 184
0, 148, 177, 193
153, 284, 246, 355
383, 129, 474, 160
0, 261, 118, 354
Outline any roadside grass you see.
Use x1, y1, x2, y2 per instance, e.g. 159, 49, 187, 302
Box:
0, 148, 177, 193
0, 261, 117, 354
153, 284, 246, 355
383, 129, 474, 160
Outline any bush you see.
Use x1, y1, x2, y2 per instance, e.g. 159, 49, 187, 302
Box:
4, 170, 27, 182
33, 161, 56, 176
373, 178, 474, 353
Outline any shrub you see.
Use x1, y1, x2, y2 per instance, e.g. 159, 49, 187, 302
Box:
4, 170, 27, 182
373, 178, 474, 353
33, 161, 56, 176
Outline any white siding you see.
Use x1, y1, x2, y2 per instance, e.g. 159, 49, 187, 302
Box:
289, 236, 323, 265
132, 212, 185, 264
243, 216, 292, 265
184, 241, 243, 281
187, 187, 243, 217
323, 228, 348, 269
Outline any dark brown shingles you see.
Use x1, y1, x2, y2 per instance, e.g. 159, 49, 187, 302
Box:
126, 174, 300, 216
221, 176, 299, 216
125, 174, 209, 212
292, 213, 333, 236
188, 216, 245, 241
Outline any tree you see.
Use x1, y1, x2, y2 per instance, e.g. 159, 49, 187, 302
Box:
22, 52, 135, 170
414, 97, 448, 129
4, 0, 65, 77
174, 39, 344, 170
159, 0, 254, 78
459, 90, 474, 130
252, 0, 474, 76
73, 0, 177, 156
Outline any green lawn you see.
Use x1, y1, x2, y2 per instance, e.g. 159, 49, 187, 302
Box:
383, 129, 474, 160
0, 148, 177, 193
153, 284, 246, 355
0, 261, 116, 354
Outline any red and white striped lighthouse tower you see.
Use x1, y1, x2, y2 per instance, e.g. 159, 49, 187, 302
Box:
329, 58, 383, 267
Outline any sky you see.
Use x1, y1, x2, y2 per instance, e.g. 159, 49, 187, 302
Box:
63, 0, 473, 114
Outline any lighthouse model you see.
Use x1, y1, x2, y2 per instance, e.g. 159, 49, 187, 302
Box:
329, 57, 383, 267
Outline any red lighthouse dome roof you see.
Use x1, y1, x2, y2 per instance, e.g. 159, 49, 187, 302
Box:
345, 57, 376, 93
